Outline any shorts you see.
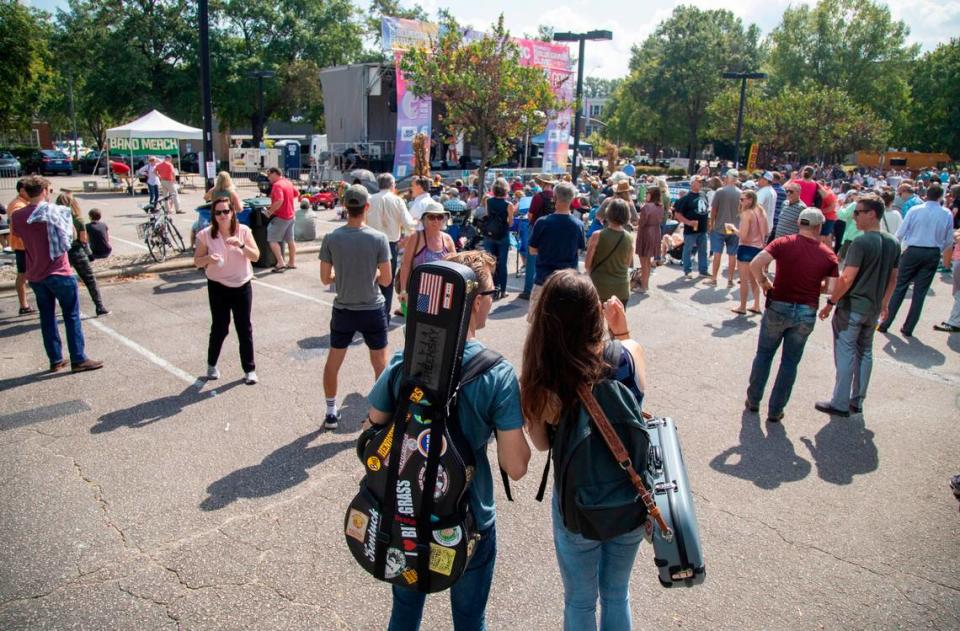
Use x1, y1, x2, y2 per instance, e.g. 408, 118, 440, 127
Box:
267, 217, 294, 243
330, 307, 388, 350
736, 245, 762, 262
710, 231, 740, 255
15, 250, 26, 274
820, 220, 836, 237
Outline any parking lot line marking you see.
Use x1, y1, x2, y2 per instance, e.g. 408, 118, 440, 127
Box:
251, 279, 336, 307
84, 315, 203, 388
112, 236, 149, 251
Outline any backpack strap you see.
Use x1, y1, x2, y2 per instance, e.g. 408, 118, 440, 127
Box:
457, 348, 516, 502
577, 384, 674, 542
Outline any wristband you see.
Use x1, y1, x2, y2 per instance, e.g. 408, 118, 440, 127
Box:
611, 330, 629, 337
826, 298, 836, 306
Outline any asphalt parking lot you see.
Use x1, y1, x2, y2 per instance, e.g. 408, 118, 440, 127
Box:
1, 176, 958, 630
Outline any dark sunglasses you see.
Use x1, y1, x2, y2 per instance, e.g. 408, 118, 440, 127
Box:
478, 288, 497, 297
424, 214, 446, 221
214, 209, 232, 216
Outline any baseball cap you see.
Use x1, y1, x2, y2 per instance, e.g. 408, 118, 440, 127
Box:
798, 207, 825, 226
726, 169, 739, 179
343, 184, 369, 208
760, 171, 773, 181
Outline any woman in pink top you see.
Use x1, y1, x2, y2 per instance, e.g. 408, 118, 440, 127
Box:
727, 190, 769, 315
193, 197, 260, 384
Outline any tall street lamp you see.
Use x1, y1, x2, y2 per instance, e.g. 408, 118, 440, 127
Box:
553, 30, 613, 179
247, 70, 276, 148
721, 71, 766, 170
199, 0, 215, 189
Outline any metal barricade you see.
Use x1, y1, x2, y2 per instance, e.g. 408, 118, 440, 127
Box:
0, 166, 17, 191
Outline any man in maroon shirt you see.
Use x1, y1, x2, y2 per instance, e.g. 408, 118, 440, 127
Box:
744, 207, 838, 422
11, 176, 103, 373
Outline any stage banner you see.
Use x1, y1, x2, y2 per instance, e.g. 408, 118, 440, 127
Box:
515, 40, 573, 173
383, 18, 437, 177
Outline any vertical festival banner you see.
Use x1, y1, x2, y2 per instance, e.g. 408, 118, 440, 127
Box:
382, 18, 438, 178
382, 17, 574, 176
516, 39, 573, 174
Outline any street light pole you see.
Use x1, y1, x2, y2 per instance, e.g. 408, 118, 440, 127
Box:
247, 70, 276, 149
553, 30, 612, 180
199, 0, 215, 189
68, 74, 79, 162
721, 71, 766, 170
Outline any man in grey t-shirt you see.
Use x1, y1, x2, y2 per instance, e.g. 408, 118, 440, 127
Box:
707, 170, 743, 286
318, 184, 392, 429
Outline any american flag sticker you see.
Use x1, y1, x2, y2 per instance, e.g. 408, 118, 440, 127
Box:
442, 283, 453, 310
416, 272, 443, 315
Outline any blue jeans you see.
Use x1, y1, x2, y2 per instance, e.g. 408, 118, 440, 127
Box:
746, 301, 817, 415
388, 525, 497, 631
830, 308, 878, 410
552, 496, 642, 631
682, 232, 708, 275
147, 183, 159, 206
523, 253, 538, 294
29, 274, 87, 364
483, 236, 510, 294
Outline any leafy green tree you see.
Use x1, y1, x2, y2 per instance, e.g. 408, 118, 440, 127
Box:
400, 15, 562, 190
0, 1, 59, 136
604, 73, 685, 157
211, 0, 365, 144
766, 0, 918, 138
582, 77, 621, 99
904, 39, 960, 157
624, 6, 762, 173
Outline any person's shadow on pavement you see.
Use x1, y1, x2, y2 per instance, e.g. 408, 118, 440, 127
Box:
881, 334, 946, 369
800, 414, 878, 485
91, 380, 242, 433
710, 411, 812, 489
199, 429, 355, 511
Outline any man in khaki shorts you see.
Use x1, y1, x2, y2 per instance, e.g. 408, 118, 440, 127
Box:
265, 167, 298, 272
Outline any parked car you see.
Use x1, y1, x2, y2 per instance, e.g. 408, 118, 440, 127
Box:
77, 150, 109, 174
23, 149, 73, 176
0, 151, 22, 176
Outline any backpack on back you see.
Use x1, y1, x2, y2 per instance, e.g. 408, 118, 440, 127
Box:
480, 198, 509, 241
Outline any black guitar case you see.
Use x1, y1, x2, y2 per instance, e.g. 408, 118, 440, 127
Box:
345, 261, 481, 592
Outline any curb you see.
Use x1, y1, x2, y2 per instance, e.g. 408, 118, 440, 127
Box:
0, 243, 323, 292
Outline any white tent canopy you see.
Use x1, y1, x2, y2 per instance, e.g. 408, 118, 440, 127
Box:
106, 110, 202, 140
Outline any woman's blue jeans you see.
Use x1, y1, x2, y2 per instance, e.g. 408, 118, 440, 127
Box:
552, 496, 643, 631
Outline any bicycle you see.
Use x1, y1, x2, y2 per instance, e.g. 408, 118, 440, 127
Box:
137, 194, 186, 262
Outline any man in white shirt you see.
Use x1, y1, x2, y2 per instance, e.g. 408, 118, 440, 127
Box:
408, 175, 433, 226
756, 171, 776, 221
366, 172, 415, 319
137, 156, 160, 207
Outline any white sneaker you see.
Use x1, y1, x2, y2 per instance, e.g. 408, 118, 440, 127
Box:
206, 365, 220, 380
244, 371, 258, 385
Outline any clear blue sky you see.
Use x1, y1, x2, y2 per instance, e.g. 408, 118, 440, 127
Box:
25, 0, 959, 79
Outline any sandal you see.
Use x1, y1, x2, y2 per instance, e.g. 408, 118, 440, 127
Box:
286, 264, 298, 270
748, 307, 762, 315
19, 306, 36, 315
271, 266, 286, 273
731, 307, 747, 315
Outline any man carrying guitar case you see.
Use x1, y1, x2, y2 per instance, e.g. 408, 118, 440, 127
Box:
344, 253, 530, 630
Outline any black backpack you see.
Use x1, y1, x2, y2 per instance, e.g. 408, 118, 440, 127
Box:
480, 199, 509, 240
539, 191, 556, 217
345, 348, 504, 592
536, 342, 652, 541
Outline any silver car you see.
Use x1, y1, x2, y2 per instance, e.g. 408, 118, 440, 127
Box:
0, 151, 21, 177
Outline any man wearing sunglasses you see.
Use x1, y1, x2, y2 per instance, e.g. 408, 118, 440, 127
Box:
816, 195, 899, 417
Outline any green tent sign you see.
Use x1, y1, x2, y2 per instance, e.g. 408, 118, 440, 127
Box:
109, 137, 179, 157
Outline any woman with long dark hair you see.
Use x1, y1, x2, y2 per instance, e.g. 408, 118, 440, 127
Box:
193, 197, 260, 384
56, 191, 108, 316
521, 270, 648, 630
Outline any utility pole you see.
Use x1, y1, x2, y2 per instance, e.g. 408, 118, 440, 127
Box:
68, 74, 79, 162
199, 0, 215, 189
721, 71, 766, 170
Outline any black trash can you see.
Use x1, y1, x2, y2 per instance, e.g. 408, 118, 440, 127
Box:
249, 206, 276, 269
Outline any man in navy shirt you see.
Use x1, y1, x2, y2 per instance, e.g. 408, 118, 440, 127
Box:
527, 181, 585, 322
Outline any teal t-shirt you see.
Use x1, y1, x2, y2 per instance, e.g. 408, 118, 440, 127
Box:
367, 339, 524, 530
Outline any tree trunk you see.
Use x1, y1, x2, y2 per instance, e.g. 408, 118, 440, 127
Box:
687, 130, 699, 175
477, 133, 489, 197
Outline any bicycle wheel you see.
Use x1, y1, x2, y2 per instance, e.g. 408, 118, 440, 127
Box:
167, 221, 186, 253
148, 227, 167, 262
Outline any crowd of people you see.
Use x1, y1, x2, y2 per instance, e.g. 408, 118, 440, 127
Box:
5, 157, 959, 630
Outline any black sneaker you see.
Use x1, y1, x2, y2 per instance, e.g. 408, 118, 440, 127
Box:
96, 307, 111, 316
814, 400, 850, 417
517, 292, 530, 300
323, 411, 341, 430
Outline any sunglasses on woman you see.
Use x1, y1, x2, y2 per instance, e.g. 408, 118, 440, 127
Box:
424, 214, 445, 221
214, 208, 232, 216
